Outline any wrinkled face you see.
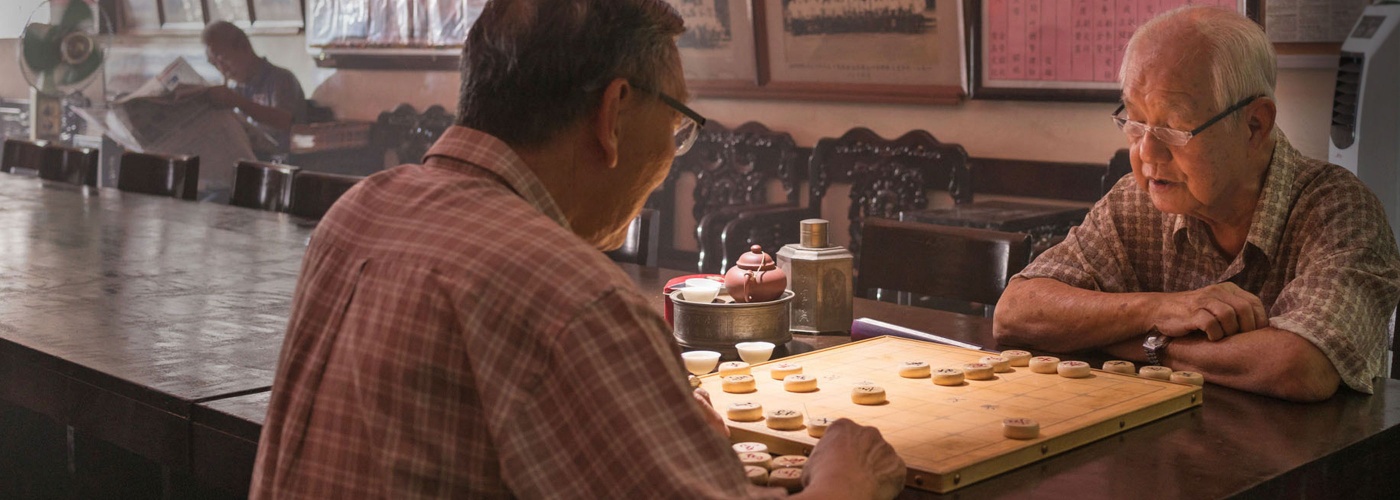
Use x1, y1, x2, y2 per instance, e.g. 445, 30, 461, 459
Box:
1120, 40, 1260, 222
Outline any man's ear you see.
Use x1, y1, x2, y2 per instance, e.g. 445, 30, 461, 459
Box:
591, 78, 631, 169
1245, 97, 1277, 152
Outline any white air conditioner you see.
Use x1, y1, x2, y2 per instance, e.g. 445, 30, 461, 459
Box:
1330, 2, 1400, 245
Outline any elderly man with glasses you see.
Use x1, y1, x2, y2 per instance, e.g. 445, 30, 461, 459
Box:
994, 6, 1400, 403
250, 0, 905, 498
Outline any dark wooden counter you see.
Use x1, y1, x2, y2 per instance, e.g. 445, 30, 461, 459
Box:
0, 175, 309, 473
2, 174, 1398, 498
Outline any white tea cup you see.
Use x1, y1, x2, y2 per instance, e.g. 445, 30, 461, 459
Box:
681, 350, 722, 375
679, 278, 722, 303
735, 341, 776, 364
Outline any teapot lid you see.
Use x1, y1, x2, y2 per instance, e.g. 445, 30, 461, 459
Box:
735, 245, 776, 270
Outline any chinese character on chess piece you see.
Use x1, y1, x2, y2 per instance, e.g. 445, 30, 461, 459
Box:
776, 219, 853, 334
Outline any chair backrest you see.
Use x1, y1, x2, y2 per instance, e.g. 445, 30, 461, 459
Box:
605, 208, 661, 267
856, 217, 1032, 317
2, 138, 47, 175
39, 143, 100, 186
369, 104, 455, 164
810, 127, 971, 258
680, 121, 805, 273
117, 151, 200, 200
288, 170, 363, 220
1103, 148, 1131, 196
230, 160, 300, 212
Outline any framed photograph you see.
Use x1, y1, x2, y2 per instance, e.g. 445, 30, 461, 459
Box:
107, 0, 163, 34
755, 0, 964, 104
250, 0, 304, 30
205, 0, 252, 26
665, 0, 761, 96
159, 0, 206, 31
970, 0, 1259, 102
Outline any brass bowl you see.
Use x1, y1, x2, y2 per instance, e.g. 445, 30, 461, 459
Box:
671, 289, 793, 355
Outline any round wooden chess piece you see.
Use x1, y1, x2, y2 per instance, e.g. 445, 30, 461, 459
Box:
724, 245, 788, 303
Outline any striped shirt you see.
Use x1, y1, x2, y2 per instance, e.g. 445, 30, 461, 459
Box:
1018, 133, 1400, 394
250, 126, 767, 498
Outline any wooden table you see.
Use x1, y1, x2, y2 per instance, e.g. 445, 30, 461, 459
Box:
2, 174, 1398, 498
0, 175, 309, 496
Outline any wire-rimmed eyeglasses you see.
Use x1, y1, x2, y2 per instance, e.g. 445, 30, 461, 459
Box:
1112, 95, 1261, 147
631, 82, 707, 156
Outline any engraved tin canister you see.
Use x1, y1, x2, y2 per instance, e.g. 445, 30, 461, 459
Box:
775, 219, 853, 334
671, 290, 794, 355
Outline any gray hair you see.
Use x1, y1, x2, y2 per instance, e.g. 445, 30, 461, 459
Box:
457, 0, 685, 148
1121, 6, 1275, 119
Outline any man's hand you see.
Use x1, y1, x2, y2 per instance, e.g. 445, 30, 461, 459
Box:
800, 419, 906, 499
1154, 282, 1269, 340
204, 86, 243, 109
691, 387, 729, 438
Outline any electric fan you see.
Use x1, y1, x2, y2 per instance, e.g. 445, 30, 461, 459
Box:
17, 0, 108, 141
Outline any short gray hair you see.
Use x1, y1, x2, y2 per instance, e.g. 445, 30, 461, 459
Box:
1121, 6, 1275, 116
457, 0, 685, 148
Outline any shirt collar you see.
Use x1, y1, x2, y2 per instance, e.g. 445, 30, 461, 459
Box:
423, 126, 571, 231
1170, 131, 1298, 264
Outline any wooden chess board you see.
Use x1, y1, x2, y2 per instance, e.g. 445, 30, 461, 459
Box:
699, 336, 1203, 493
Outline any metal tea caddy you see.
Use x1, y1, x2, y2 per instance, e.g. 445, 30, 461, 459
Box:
776, 219, 853, 334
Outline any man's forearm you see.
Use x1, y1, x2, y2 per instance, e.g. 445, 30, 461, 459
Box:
234, 94, 294, 132
993, 277, 1160, 352
1159, 328, 1341, 402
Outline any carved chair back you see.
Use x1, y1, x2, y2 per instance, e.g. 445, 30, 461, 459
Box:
813, 128, 971, 258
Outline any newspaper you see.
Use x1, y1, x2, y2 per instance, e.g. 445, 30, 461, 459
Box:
77, 57, 257, 201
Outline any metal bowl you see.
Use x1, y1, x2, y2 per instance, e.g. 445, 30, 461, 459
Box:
671, 289, 794, 355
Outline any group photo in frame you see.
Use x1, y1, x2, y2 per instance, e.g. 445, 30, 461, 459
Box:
968, 0, 1259, 102
664, 0, 761, 94
666, 0, 966, 104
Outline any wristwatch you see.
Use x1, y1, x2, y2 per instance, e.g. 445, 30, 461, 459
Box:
1143, 331, 1171, 366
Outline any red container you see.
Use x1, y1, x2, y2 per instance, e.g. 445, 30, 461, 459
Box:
663, 274, 724, 325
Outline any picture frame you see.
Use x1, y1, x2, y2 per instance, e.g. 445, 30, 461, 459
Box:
205, 0, 252, 26
968, 0, 1260, 102
159, 0, 207, 31
755, 0, 965, 104
249, 0, 304, 31
665, 0, 762, 96
107, 0, 164, 34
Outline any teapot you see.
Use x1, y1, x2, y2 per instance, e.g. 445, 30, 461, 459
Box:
724, 245, 788, 303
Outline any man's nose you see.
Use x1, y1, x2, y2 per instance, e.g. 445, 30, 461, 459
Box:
1138, 132, 1173, 166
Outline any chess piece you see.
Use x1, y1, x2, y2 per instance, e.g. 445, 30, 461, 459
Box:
776, 219, 854, 334
724, 245, 787, 303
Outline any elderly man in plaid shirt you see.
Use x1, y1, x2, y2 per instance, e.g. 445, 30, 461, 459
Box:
250, 0, 906, 498
995, 6, 1400, 403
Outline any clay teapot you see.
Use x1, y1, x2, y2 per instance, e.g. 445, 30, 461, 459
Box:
724, 245, 788, 303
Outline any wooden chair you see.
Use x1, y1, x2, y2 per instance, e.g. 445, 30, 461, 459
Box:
856, 217, 1032, 317
39, 143, 100, 187
669, 121, 804, 273
288, 170, 363, 220
117, 152, 199, 200
230, 160, 300, 212
1103, 148, 1132, 195
2, 138, 47, 175
605, 208, 660, 267
713, 128, 971, 274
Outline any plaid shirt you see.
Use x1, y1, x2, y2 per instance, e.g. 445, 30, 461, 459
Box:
250, 126, 767, 498
1019, 133, 1400, 394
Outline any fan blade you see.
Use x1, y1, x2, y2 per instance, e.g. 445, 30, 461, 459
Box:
22, 24, 62, 73
62, 47, 104, 86
58, 0, 94, 30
